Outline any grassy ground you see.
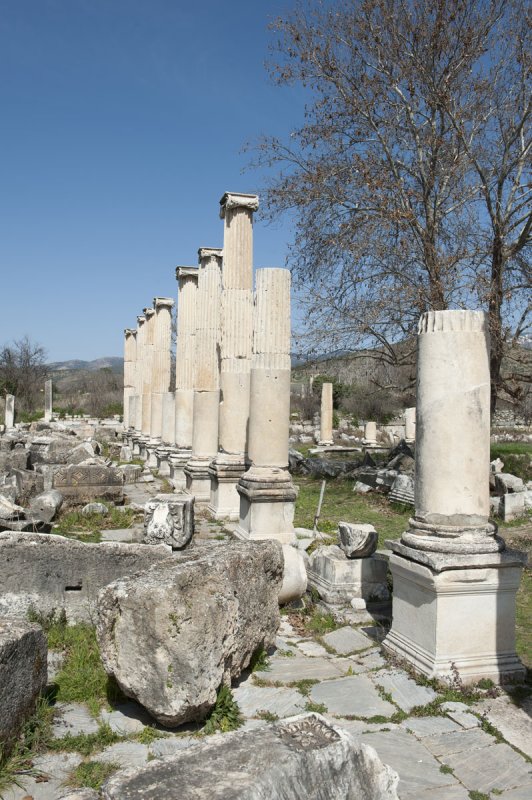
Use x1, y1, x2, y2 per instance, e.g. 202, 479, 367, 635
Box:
52, 504, 140, 543
490, 442, 532, 482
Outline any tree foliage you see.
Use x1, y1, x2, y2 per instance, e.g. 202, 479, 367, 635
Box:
0, 336, 49, 413
253, 0, 531, 412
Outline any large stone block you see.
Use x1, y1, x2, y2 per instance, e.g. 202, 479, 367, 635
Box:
96, 541, 283, 726
0, 532, 172, 622
101, 713, 399, 799
0, 618, 47, 756
308, 545, 389, 605
338, 522, 378, 558
53, 463, 124, 502
143, 493, 194, 550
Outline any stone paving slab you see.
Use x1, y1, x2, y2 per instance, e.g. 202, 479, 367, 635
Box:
358, 730, 460, 796
440, 742, 532, 794
294, 639, 330, 657
321, 625, 373, 654
422, 727, 494, 757
497, 787, 532, 799
149, 735, 196, 758
401, 786, 470, 800
100, 701, 158, 734
310, 674, 396, 718
401, 716, 462, 738
232, 682, 306, 718
51, 701, 100, 737
356, 650, 386, 670
2, 752, 83, 800
474, 694, 532, 758
446, 709, 480, 728
98, 741, 150, 768
253, 655, 346, 683
372, 669, 437, 712
330, 718, 401, 737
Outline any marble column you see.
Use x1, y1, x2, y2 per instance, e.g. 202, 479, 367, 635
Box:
185, 248, 223, 502
44, 379, 53, 422
235, 268, 297, 543
209, 192, 258, 519
149, 297, 174, 440
5, 394, 14, 428
364, 421, 377, 446
404, 406, 416, 442
123, 329, 137, 430
169, 267, 198, 490
130, 314, 145, 452
141, 307, 155, 445
319, 382, 334, 445
384, 310, 526, 684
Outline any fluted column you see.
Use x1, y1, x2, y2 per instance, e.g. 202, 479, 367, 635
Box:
185, 248, 222, 501
236, 268, 297, 543
132, 315, 145, 436
149, 297, 174, 441
44, 379, 53, 422
123, 329, 136, 429
169, 267, 198, 490
141, 307, 155, 437
209, 192, 258, 520
319, 383, 333, 445
384, 310, 526, 685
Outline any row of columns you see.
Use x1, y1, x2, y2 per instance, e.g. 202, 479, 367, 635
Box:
123, 191, 296, 543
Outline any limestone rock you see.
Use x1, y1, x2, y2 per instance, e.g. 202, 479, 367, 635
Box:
82, 502, 109, 516
388, 473, 415, 506
338, 522, 378, 558
119, 445, 133, 462
279, 544, 307, 604
0, 618, 47, 756
143, 494, 194, 550
96, 540, 283, 726
29, 489, 64, 523
0, 495, 24, 520
101, 713, 399, 799
494, 472, 525, 494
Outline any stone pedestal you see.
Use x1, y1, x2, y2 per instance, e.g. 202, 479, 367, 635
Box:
364, 421, 377, 445
234, 268, 297, 543
169, 451, 190, 492
384, 310, 526, 684
308, 545, 389, 605
319, 382, 334, 445
209, 192, 258, 519
5, 395, 14, 429
44, 380, 53, 423
174, 267, 198, 485
404, 406, 416, 442
185, 249, 222, 503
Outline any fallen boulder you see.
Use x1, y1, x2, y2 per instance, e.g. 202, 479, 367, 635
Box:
100, 713, 399, 800
29, 489, 64, 523
0, 618, 47, 756
96, 540, 283, 726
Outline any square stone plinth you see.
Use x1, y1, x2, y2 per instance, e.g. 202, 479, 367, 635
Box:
383, 551, 526, 684
308, 546, 389, 605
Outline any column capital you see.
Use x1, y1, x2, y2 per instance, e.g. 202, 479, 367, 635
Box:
124, 328, 137, 337
143, 307, 155, 319
137, 315, 146, 326
198, 247, 223, 262
153, 296, 175, 310
175, 266, 198, 281
219, 192, 259, 219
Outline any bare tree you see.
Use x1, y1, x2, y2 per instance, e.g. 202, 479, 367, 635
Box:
252, 0, 531, 412
0, 336, 49, 413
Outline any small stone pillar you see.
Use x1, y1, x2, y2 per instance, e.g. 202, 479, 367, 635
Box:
319, 382, 334, 445
384, 310, 526, 684
149, 297, 174, 441
209, 192, 258, 519
235, 268, 297, 543
170, 267, 198, 490
404, 406, 416, 442
141, 307, 155, 439
5, 395, 15, 428
44, 380, 53, 422
364, 421, 377, 446
185, 248, 222, 502
123, 329, 136, 429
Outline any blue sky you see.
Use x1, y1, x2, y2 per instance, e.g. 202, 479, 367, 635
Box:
0, 0, 304, 361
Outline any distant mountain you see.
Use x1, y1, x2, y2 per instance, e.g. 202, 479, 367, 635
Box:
48, 357, 124, 373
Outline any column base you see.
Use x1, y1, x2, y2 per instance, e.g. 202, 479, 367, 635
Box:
131, 435, 142, 456
168, 450, 191, 492
233, 467, 298, 544
137, 436, 150, 460
184, 457, 212, 504
307, 546, 389, 605
383, 547, 527, 685
155, 446, 173, 477
146, 439, 161, 468
207, 456, 247, 520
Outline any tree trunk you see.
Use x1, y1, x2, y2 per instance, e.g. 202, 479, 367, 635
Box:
488, 234, 504, 417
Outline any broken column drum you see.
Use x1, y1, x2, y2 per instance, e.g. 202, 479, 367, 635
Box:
4, 395, 15, 429
44, 379, 53, 423
384, 310, 526, 683
185, 249, 223, 502
209, 192, 258, 520
122, 329, 137, 430
404, 406, 416, 442
149, 297, 174, 441
364, 421, 377, 445
235, 268, 297, 544
169, 267, 198, 490
319, 382, 334, 445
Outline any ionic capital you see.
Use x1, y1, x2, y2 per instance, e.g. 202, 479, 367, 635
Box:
219, 192, 259, 219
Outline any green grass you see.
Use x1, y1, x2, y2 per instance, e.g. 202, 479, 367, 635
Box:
0, 695, 55, 793
67, 759, 120, 790
48, 724, 121, 756
54, 504, 139, 539
294, 476, 411, 547
490, 443, 532, 482
203, 686, 243, 735
249, 647, 270, 673
516, 570, 532, 669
